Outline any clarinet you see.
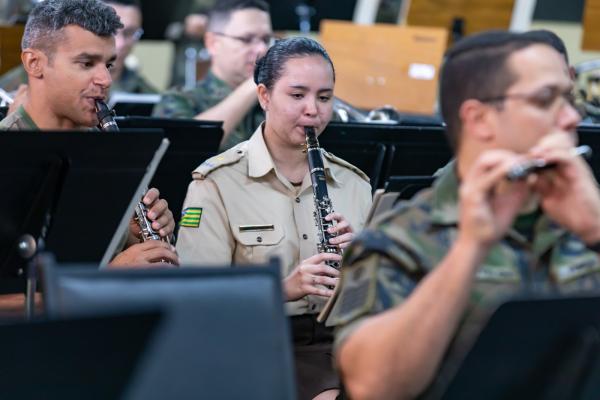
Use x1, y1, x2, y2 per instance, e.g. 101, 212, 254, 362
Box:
95, 99, 119, 132
94, 100, 171, 253
305, 126, 342, 269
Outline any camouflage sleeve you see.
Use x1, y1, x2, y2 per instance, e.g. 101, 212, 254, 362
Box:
330, 228, 424, 355
152, 90, 204, 118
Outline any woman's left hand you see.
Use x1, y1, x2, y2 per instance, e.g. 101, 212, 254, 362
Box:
325, 212, 355, 249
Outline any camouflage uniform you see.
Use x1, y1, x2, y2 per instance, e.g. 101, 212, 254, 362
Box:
0, 65, 157, 94
0, 105, 37, 130
152, 70, 264, 150
0, 105, 98, 131
330, 160, 600, 399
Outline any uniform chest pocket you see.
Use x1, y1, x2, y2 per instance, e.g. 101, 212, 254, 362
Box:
233, 224, 285, 262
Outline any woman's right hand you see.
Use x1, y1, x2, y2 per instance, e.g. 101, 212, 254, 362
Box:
283, 253, 342, 302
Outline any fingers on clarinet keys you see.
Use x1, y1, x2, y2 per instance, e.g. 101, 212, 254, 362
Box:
506, 145, 593, 181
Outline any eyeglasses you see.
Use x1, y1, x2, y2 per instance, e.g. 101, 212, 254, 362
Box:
213, 32, 274, 47
481, 86, 576, 110
118, 27, 144, 42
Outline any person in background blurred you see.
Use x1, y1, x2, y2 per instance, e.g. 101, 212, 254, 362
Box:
153, 0, 272, 150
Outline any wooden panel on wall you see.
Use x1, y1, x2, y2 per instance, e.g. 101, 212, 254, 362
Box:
401, 0, 515, 37
320, 20, 447, 115
582, 0, 600, 50
0, 25, 24, 75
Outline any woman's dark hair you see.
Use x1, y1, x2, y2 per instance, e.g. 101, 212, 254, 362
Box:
254, 36, 335, 90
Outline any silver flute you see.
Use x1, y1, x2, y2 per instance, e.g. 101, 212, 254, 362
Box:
506, 145, 593, 181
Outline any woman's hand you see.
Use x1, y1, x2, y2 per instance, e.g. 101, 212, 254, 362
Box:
283, 253, 341, 301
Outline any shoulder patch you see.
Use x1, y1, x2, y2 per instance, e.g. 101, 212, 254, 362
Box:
180, 207, 202, 228
192, 142, 248, 179
327, 259, 379, 326
322, 150, 370, 183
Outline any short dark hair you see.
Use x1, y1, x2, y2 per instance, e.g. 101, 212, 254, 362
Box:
521, 29, 569, 65
254, 37, 335, 90
440, 30, 559, 150
22, 0, 123, 55
207, 0, 270, 32
104, 0, 142, 9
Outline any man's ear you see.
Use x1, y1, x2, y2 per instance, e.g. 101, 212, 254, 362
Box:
256, 83, 269, 111
459, 99, 495, 143
21, 49, 46, 79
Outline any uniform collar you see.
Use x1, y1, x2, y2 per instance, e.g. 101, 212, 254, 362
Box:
247, 124, 341, 185
430, 160, 460, 225
247, 124, 276, 178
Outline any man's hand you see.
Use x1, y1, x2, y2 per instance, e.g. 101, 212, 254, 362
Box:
326, 212, 355, 249
529, 132, 600, 244
128, 188, 175, 244
109, 241, 179, 268
458, 150, 532, 249
283, 253, 341, 301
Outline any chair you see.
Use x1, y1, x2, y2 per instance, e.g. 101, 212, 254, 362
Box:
385, 175, 436, 200
383, 142, 452, 184
318, 139, 386, 191
41, 258, 296, 400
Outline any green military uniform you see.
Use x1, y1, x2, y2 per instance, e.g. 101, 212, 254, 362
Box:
330, 161, 600, 399
152, 70, 264, 150
0, 65, 27, 92
0, 105, 37, 130
0, 65, 157, 94
0, 104, 98, 131
111, 66, 158, 94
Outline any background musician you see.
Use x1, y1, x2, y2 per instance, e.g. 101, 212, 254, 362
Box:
0, 0, 178, 268
153, 0, 272, 150
0, 0, 157, 115
176, 37, 372, 400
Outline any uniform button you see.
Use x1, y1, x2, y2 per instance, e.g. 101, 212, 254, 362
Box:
302, 234, 308, 240
295, 197, 300, 203
311, 304, 317, 310
256, 236, 262, 243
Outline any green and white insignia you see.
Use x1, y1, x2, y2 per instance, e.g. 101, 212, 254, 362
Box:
180, 207, 203, 228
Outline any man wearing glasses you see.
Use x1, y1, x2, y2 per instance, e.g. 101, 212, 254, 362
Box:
153, 0, 272, 150
0, 0, 156, 115
329, 30, 600, 399
107, 0, 156, 94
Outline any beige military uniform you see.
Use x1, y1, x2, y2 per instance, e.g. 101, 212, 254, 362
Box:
176, 125, 372, 316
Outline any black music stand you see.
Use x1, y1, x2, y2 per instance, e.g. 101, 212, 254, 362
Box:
0, 130, 165, 300
317, 139, 386, 191
115, 116, 224, 221
440, 295, 600, 400
320, 122, 453, 187
109, 92, 162, 117
0, 310, 162, 399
